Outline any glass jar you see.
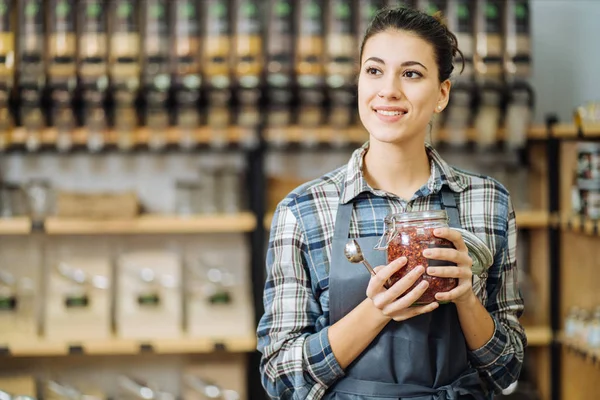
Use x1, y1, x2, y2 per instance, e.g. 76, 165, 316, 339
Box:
587, 306, 600, 348
376, 210, 457, 305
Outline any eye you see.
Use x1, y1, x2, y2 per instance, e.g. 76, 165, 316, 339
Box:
403, 70, 423, 79
365, 66, 382, 75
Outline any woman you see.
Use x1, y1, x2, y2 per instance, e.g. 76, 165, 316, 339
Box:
257, 7, 526, 400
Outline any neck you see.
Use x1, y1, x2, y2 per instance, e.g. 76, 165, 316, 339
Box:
363, 138, 431, 201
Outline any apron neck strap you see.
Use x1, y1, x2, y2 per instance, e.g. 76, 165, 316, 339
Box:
440, 187, 461, 229
333, 202, 354, 240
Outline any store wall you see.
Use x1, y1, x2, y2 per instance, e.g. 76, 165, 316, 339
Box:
531, 0, 600, 124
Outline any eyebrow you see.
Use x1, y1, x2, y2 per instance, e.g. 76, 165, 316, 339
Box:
363, 57, 428, 71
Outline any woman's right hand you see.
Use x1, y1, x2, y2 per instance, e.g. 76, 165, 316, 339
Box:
366, 257, 439, 321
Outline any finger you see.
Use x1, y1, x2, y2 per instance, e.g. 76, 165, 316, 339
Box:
423, 248, 472, 266
433, 228, 468, 252
382, 279, 430, 314
366, 257, 407, 298
373, 265, 425, 308
434, 285, 471, 302
427, 266, 472, 279
393, 301, 439, 321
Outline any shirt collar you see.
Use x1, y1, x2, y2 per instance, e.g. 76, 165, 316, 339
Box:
340, 142, 468, 204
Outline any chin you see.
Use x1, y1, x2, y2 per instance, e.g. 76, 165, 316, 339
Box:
365, 122, 420, 145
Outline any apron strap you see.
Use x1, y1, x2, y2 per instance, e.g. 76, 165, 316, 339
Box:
440, 188, 461, 229
332, 202, 354, 243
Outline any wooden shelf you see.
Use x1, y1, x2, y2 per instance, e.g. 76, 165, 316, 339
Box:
0, 336, 257, 357
44, 213, 257, 235
559, 214, 599, 236
265, 125, 369, 146
0, 217, 32, 235
9, 126, 255, 148
525, 325, 554, 346
551, 123, 600, 139
515, 210, 551, 229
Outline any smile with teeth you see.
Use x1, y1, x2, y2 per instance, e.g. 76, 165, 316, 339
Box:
375, 109, 406, 116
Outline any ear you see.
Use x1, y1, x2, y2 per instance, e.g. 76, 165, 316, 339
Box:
434, 80, 452, 113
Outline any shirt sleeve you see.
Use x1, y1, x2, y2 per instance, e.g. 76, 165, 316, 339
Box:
468, 197, 527, 392
257, 201, 345, 400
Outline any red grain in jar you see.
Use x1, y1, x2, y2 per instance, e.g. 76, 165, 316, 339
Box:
377, 210, 458, 305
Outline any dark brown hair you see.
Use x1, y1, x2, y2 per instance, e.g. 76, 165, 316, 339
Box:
359, 7, 465, 82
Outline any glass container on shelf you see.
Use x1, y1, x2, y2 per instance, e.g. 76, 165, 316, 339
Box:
295, 0, 325, 89
48, 0, 78, 152
0, 0, 14, 151
142, 0, 171, 150
110, 0, 141, 151
233, 0, 262, 90
587, 306, 600, 348
202, 0, 232, 90
325, 0, 356, 89
266, 0, 294, 89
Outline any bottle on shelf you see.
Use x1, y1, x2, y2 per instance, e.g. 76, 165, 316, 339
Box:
0, 0, 14, 152
443, 0, 476, 147
295, 0, 325, 147
473, 0, 505, 150
265, 0, 294, 147
109, 0, 141, 151
141, 0, 171, 151
233, 0, 262, 149
202, 0, 232, 148
47, 0, 78, 152
503, 0, 533, 150
78, 0, 109, 152
172, 0, 202, 150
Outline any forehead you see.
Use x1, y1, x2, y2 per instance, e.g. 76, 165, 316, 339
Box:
361, 29, 437, 67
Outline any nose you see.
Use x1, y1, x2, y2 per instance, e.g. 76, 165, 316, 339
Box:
377, 75, 402, 100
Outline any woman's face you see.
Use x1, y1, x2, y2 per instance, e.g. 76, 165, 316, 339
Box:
358, 29, 450, 146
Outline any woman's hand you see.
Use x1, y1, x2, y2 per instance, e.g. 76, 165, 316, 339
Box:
366, 257, 439, 322
424, 227, 476, 305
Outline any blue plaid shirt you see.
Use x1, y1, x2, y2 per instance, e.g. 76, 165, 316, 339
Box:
257, 143, 526, 399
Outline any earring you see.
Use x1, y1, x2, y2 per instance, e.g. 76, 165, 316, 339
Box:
437, 105, 443, 111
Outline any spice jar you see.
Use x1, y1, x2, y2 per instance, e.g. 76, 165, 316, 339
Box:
376, 210, 457, 305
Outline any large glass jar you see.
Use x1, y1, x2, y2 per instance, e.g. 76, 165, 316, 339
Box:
377, 210, 458, 305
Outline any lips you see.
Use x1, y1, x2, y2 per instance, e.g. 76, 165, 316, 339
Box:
372, 105, 408, 122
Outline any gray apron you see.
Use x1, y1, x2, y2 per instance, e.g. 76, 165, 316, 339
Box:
325, 188, 488, 400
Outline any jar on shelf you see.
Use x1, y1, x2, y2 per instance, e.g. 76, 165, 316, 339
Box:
565, 306, 580, 338
577, 308, 591, 343
587, 306, 600, 348
375, 210, 458, 305
576, 142, 600, 180
572, 179, 600, 220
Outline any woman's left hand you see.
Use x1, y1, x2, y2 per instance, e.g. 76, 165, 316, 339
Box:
422, 227, 476, 305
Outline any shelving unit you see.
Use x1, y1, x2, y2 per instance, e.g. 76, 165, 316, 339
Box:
0, 336, 257, 358
0, 217, 32, 235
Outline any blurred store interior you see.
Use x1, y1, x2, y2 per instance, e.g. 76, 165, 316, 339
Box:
0, 0, 600, 399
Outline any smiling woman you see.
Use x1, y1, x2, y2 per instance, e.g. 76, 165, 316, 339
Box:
257, 7, 526, 400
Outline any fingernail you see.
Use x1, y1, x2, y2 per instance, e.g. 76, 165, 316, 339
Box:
433, 229, 442, 235
427, 267, 436, 274
415, 265, 425, 274
420, 280, 428, 288
396, 256, 407, 263
423, 249, 432, 256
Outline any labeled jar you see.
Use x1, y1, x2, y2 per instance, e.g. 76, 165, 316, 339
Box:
376, 210, 457, 305
576, 142, 600, 180
573, 179, 600, 220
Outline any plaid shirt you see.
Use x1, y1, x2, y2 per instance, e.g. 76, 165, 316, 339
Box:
257, 143, 526, 400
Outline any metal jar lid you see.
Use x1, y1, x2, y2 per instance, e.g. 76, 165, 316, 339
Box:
453, 228, 494, 276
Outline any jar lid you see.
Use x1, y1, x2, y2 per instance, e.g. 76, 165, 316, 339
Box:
385, 210, 448, 225
453, 228, 494, 277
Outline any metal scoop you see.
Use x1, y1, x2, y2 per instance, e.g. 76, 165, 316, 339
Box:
344, 240, 392, 288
